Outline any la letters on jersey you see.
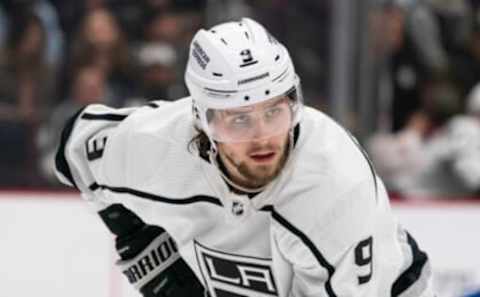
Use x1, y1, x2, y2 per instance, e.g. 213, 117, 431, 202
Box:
194, 241, 278, 297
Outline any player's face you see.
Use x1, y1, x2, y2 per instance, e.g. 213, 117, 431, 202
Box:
217, 130, 290, 189
207, 96, 294, 142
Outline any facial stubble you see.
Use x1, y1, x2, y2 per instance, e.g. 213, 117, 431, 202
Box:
222, 135, 290, 189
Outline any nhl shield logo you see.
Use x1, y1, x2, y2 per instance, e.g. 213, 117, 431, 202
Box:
194, 241, 278, 297
231, 201, 244, 216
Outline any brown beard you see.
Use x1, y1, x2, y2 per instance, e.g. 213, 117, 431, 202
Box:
224, 138, 290, 189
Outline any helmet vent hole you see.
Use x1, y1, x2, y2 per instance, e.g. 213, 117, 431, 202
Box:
244, 32, 250, 40
212, 72, 223, 77
210, 30, 216, 33
275, 55, 280, 61
220, 38, 228, 45
265, 90, 270, 95
244, 96, 250, 101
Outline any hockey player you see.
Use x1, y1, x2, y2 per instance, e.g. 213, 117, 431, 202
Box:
55, 18, 434, 297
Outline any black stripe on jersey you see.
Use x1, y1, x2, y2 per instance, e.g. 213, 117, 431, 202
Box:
82, 102, 160, 121
94, 183, 223, 206
81, 113, 129, 121
55, 107, 87, 189
89, 182, 100, 191
391, 232, 429, 297
343, 129, 378, 202
261, 205, 337, 297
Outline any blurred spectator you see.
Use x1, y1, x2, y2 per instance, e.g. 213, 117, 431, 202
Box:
99, 0, 205, 43
0, 9, 56, 186
32, 0, 64, 72
140, 11, 201, 98
205, 0, 253, 24
368, 110, 430, 191
0, 9, 57, 117
368, 80, 480, 198
67, 8, 134, 105
399, 0, 450, 75
128, 42, 177, 103
144, 10, 202, 46
442, 84, 480, 194
387, 0, 449, 131
368, 0, 451, 134
2, 0, 64, 70
108, 0, 174, 42
451, 9, 480, 100
38, 65, 109, 182
57, 0, 205, 40
146, 12, 184, 45
50, 0, 126, 38
427, 0, 472, 52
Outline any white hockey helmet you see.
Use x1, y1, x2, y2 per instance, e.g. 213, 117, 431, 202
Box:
185, 18, 303, 143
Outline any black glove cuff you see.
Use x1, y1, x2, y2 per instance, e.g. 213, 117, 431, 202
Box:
99, 203, 146, 237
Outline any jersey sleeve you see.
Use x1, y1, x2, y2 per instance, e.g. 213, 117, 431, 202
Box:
54, 103, 154, 209
54, 102, 208, 297
270, 179, 434, 297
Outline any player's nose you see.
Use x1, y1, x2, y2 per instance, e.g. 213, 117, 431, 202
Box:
250, 117, 271, 140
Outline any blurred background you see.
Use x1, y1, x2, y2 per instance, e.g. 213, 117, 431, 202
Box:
1, 0, 480, 199
0, 0, 479, 296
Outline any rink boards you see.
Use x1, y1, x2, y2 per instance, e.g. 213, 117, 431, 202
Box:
0, 192, 478, 297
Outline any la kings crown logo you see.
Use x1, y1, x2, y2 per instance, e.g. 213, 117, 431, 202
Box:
194, 241, 278, 297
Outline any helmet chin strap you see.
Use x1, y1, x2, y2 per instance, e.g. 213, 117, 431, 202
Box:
206, 129, 295, 194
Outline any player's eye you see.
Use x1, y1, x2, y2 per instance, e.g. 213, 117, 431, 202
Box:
264, 106, 282, 119
228, 113, 252, 128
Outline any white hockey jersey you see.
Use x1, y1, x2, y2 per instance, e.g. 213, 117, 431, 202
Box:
55, 98, 434, 297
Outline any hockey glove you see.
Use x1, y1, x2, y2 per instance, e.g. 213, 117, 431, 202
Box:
99, 204, 206, 297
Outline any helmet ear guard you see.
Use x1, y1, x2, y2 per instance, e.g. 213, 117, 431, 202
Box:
185, 17, 303, 144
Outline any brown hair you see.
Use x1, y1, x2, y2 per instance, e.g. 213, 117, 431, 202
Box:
188, 128, 211, 160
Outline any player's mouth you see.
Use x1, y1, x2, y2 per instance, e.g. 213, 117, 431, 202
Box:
249, 152, 276, 163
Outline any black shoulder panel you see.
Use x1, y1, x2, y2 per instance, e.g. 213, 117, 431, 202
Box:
391, 232, 429, 296
54, 107, 87, 189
